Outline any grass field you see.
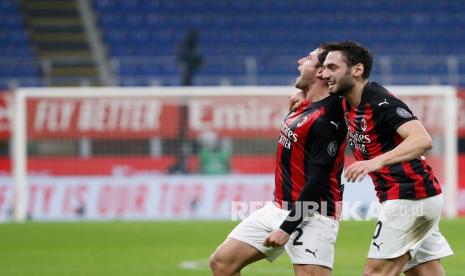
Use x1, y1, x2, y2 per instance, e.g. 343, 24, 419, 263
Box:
0, 219, 463, 276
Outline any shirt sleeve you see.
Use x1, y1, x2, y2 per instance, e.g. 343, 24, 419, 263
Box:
279, 163, 330, 235
377, 95, 418, 130
306, 118, 342, 167
279, 119, 342, 234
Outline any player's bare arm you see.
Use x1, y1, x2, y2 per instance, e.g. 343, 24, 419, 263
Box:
345, 120, 433, 182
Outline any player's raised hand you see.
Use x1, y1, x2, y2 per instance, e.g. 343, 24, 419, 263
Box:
288, 90, 306, 111
263, 229, 290, 247
344, 158, 383, 182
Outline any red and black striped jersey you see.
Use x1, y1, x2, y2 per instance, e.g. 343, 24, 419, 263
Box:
274, 94, 346, 230
343, 82, 442, 202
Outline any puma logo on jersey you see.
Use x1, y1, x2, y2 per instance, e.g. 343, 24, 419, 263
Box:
378, 99, 389, 106
330, 121, 340, 130
372, 241, 383, 251
305, 248, 318, 257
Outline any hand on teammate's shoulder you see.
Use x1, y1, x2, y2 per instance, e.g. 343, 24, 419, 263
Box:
289, 90, 306, 111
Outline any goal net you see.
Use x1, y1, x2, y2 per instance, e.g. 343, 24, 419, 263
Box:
8, 86, 458, 221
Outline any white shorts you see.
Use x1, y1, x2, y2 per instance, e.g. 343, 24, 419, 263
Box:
367, 194, 453, 271
228, 201, 339, 269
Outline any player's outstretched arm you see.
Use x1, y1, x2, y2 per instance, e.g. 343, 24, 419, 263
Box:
345, 120, 432, 182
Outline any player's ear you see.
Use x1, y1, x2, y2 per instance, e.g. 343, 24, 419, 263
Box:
316, 66, 324, 78
352, 63, 364, 78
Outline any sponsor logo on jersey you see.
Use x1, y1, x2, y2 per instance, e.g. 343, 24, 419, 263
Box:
281, 122, 298, 142
348, 131, 371, 154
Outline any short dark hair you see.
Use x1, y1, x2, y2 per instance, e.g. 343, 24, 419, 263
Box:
316, 48, 329, 67
321, 41, 373, 79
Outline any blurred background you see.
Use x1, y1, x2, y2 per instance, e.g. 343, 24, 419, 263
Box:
1, 0, 465, 88
0, 0, 464, 219
0, 0, 465, 275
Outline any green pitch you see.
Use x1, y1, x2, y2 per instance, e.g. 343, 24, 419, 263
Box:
0, 219, 463, 275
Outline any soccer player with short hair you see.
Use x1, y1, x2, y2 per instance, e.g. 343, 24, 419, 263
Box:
321, 40, 453, 276
210, 47, 347, 276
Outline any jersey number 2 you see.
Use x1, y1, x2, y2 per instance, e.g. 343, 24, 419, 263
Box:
293, 228, 303, 246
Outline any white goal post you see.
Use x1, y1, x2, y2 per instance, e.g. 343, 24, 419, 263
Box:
12, 86, 458, 221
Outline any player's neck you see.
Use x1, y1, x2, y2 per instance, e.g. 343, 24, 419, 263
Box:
344, 79, 368, 107
306, 81, 330, 102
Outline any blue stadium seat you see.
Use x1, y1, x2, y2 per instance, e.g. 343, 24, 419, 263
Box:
93, 0, 465, 86
0, 0, 40, 86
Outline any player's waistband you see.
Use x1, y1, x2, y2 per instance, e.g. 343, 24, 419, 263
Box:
272, 200, 340, 221
273, 200, 293, 211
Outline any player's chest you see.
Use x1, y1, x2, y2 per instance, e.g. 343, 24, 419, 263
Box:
344, 109, 379, 153
344, 109, 375, 135
283, 108, 322, 134
278, 109, 321, 148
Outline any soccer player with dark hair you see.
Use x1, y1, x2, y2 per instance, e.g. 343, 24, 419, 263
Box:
210, 47, 347, 276
320, 40, 453, 276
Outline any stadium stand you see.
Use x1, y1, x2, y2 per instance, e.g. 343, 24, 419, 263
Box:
0, 0, 41, 88
1, 0, 465, 87
94, 0, 465, 86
